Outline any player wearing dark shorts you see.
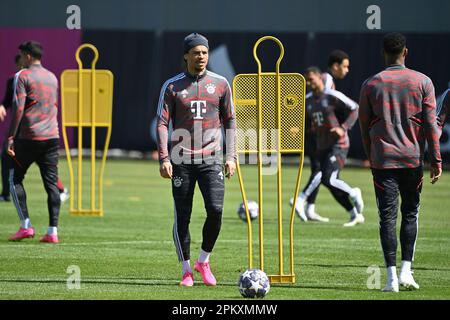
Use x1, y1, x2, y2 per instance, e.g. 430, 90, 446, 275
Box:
7, 41, 61, 243
300, 66, 364, 227
359, 33, 442, 292
157, 33, 236, 286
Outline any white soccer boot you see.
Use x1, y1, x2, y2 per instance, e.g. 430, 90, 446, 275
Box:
382, 278, 399, 292
399, 272, 420, 290
343, 213, 365, 227
305, 204, 330, 222
350, 187, 364, 214
289, 197, 308, 221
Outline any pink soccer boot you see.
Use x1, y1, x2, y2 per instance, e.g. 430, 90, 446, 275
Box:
9, 227, 35, 241
180, 272, 194, 286
40, 234, 59, 243
194, 261, 217, 286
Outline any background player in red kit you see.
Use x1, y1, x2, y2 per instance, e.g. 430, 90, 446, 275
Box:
359, 33, 442, 292
7, 41, 61, 243
301, 66, 364, 227
157, 33, 236, 286
291, 50, 356, 222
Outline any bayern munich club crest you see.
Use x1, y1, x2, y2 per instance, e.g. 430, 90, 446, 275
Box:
173, 176, 183, 188
205, 83, 216, 94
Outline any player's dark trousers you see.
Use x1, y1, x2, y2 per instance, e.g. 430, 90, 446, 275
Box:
172, 163, 225, 261
10, 139, 61, 227
1, 146, 12, 198
371, 167, 423, 267
318, 146, 354, 211
303, 136, 321, 204
303, 153, 321, 204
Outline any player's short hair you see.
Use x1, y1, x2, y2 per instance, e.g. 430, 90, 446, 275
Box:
19, 41, 43, 59
327, 50, 349, 68
383, 33, 406, 55
305, 66, 322, 75
15, 54, 21, 64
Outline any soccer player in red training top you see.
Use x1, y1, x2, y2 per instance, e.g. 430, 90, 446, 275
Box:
7, 41, 61, 243
157, 33, 236, 286
290, 50, 357, 222
0, 55, 69, 204
301, 66, 364, 227
359, 33, 442, 292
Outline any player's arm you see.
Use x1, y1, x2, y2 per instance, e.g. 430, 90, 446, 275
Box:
358, 81, 373, 161
422, 78, 442, 184
0, 78, 14, 122
330, 90, 358, 138
6, 75, 26, 156
437, 89, 450, 130
157, 85, 174, 179
220, 81, 236, 179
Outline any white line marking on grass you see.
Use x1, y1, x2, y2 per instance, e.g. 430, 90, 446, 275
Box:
0, 237, 448, 248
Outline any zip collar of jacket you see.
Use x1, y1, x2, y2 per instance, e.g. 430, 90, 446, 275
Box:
385, 64, 406, 71
184, 69, 208, 80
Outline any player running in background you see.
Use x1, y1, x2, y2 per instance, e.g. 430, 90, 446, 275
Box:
359, 33, 442, 292
7, 41, 62, 243
157, 33, 236, 286
290, 50, 356, 222
299, 66, 364, 227
323, 49, 350, 90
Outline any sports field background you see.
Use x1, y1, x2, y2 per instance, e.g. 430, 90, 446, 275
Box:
0, 159, 449, 300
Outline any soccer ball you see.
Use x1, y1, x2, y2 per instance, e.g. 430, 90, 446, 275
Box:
238, 268, 270, 298
237, 200, 259, 222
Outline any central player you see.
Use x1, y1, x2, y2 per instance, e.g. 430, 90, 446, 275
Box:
301, 66, 364, 227
157, 33, 236, 287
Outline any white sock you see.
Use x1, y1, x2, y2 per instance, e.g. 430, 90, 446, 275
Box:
349, 188, 357, 199
47, 226, 57, 235
387, 266, 398, 282
298, 193, 307, 202
182, 260, 192, 274
348, 207, 358, 218
198, 249, 211, 263
400, 261, 412, 275
306, 203, 315, 215
21, 218, 31, 229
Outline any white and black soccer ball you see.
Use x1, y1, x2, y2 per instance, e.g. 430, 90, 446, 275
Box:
238, 268, 270, 298
237, 200, 259, 222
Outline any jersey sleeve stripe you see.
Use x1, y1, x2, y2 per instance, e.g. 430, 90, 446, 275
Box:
157, 73, 185, 117
324, 88, 358, 110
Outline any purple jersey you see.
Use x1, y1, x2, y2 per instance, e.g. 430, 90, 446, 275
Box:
359, 64, 441, 169
157, 70, 236, 164
305, 88, 358, 150
9, 64, 59, 141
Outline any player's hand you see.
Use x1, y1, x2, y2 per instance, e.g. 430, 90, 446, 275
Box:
0, 105, 6, 122
160, 161, 173, 179
330, 127, 345, 139
225, 160, 236, 179
6, 138, 15, 157
430, 166, 442, 184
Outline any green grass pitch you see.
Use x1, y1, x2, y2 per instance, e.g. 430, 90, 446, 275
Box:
0, 159, 449, 300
